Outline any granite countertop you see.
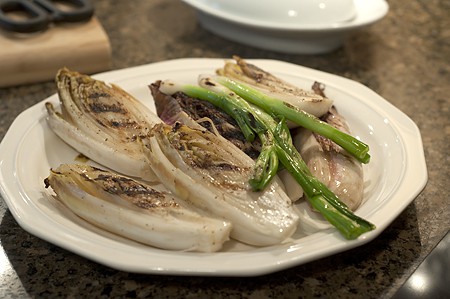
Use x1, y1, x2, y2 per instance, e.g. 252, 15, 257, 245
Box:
1, 0, 449, 298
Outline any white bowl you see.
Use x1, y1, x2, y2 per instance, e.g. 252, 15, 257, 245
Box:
182, 0, 389, 54
203, 0, 358, 26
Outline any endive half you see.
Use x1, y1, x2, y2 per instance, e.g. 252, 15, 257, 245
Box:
44, 164, 232, 252
45, 68, 160, 181
294, 109, 364, 211
142, 122, 300, 246
216, 56, 333, 119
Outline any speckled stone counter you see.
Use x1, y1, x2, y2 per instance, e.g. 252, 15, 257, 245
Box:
1, 0, 449, 298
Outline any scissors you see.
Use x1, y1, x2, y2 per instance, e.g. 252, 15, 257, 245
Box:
0, 0, 94, 33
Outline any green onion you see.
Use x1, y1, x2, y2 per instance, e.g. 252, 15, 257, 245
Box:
215, 76, 371, 164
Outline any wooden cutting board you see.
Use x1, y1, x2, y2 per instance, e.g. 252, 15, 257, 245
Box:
0, 17, 112, 88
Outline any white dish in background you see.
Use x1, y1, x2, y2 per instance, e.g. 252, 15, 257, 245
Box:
201, 0, 358, 26
182, 0, 389, 54
0, 58, 427, 276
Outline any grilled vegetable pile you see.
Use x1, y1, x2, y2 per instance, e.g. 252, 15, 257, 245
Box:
44, 56, 375, 252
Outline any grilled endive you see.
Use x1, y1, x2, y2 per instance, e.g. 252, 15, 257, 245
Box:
45, 68, 160, 181
44, 164, 232, 252
216, 56, 333, 119
294, 107, 364, 211
142, 122, 299, 246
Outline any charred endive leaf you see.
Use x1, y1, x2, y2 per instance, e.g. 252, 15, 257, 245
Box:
142, 122, 299, 246
216, 56, 333, 119
44, 164, 232, 252
45, 68, 160, 181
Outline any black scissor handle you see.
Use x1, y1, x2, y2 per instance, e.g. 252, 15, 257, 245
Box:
0, 0, 50, 33
0, 0, 94, 33
36, 0, 94, 23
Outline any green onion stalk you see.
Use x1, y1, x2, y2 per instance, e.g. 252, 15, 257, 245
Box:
214, 76, 371, 164
160, 77, 375, 239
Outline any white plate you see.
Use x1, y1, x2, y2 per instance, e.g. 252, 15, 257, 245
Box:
0, 58, 427, 276
182, 0, 389, 54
